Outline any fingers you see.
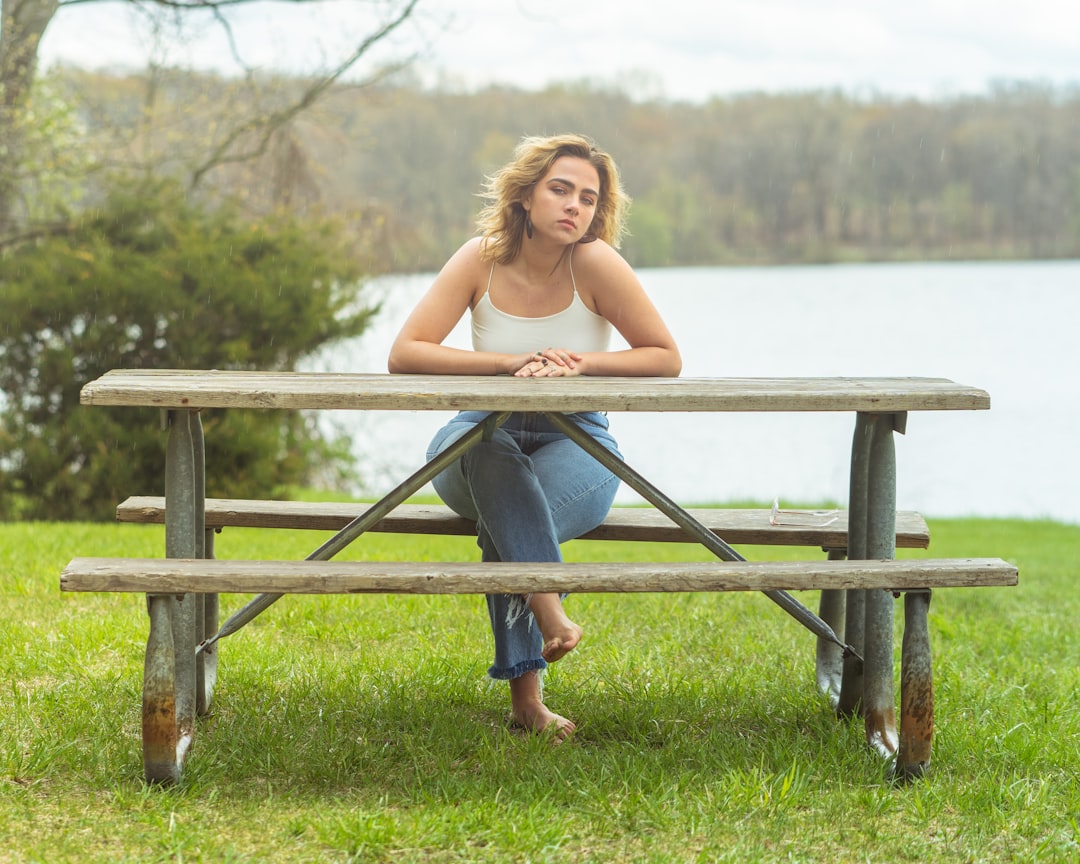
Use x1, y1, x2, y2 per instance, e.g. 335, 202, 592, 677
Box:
515, 356, 551, 377
515, 347, 582, 377
535, 347, 579, 370
515, 361, 562, 378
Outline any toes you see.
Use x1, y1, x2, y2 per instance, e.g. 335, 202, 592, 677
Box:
541, 626, 582, 663
548, 718, 576, 744
541, 638, 564, 663
510, 709, 576, 743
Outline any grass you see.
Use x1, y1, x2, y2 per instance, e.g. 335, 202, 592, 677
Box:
1, 511, 1079, 862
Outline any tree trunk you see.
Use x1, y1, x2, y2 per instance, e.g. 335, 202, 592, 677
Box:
0, 0, 58, 236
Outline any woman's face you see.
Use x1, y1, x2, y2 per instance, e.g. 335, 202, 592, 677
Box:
524, 156, 601, 244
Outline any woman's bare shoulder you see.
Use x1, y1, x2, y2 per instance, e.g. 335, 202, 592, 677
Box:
573, 239, 637, 286
443, 236, 488, 271
429, 237, 491, 307
434, 237, 487, 284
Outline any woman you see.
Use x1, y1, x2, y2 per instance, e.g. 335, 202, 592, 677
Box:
388, 133, 681, 740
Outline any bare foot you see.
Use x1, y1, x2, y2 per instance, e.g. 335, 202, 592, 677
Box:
508, 672, 576, 743
527, 592, 583, 663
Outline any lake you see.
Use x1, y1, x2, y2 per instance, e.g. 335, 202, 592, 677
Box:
306, 260, 1080, 526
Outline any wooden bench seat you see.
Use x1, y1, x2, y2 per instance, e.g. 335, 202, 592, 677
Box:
61, 555, 1017, 595
116, 496, 932, 552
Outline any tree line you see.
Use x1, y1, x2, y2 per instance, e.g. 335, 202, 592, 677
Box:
61, 71, 1080, 270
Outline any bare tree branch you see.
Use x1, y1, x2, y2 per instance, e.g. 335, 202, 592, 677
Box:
207, 3, 247, 70
1, 0, 424, 241
187, 0, 420, 189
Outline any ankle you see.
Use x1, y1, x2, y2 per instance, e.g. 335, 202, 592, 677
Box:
528, 592, 575, 634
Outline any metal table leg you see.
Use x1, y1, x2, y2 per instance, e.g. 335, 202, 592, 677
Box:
190, 413, 217, 717
837, 415, 870, 718
199, 527, 219, 717
815, 555, 847, 707
896, 589, 934, 780
142, 595, 179, 783
837, 589, 866, 717
143, 409, 200, 783
845, 412, 904, 761
863, 413, 899, 758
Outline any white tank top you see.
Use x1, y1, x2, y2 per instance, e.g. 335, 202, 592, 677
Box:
471, 251, 612, 355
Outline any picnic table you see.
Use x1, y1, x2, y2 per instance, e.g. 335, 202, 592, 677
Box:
62, 371, 1017, 784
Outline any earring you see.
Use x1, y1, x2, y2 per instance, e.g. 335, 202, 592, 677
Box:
525, 215, 534, 239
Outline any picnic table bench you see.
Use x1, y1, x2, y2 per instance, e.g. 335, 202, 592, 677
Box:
61, 371, 1017, 785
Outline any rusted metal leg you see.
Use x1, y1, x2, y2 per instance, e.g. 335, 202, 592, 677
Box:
816, 552, 847, 707
195, 595, 206, 712
170, 591, 197, 761
895, 589, 934, 781
862, 413, 901, 758
862, 590, 897, 757
145, 409, 199, 783
838, 414, 871, 717
199, 528, 219, 716
840, 411, 903, 762
837, 589, 865, 717
143, 595, 182, 783
189, 413, 216, 717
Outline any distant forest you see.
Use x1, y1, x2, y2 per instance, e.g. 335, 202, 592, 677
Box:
64, 70, 1080, 271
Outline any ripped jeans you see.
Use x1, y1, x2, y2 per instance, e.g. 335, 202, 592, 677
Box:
427, 411, 622, 680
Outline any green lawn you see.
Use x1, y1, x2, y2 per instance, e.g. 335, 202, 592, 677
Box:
1, 514, 1077, 863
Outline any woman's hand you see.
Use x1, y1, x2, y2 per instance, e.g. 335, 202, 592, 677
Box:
513, 347, 584, 377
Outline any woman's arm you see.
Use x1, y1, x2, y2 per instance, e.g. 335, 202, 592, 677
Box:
570, 242, 682, 378
388, 239, 536, 375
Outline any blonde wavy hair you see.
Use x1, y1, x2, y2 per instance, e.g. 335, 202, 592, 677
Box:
476, 134, 631, 265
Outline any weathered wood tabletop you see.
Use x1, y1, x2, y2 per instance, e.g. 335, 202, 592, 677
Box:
80, 370, 991, 413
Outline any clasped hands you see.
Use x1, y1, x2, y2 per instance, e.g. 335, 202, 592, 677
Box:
514, 347, 583, 378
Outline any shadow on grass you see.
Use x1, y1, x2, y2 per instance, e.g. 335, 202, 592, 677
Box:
164, 658, 874, 803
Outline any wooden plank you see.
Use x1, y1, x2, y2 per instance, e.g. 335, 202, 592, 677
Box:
61, 556, 1018, 595
80, 371, 991, 413
117, 497, 932, 549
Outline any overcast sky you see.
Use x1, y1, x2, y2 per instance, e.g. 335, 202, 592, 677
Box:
38, 0, 1080, 102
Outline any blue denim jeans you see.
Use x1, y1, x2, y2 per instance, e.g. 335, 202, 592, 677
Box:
427, 411, 622, 680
